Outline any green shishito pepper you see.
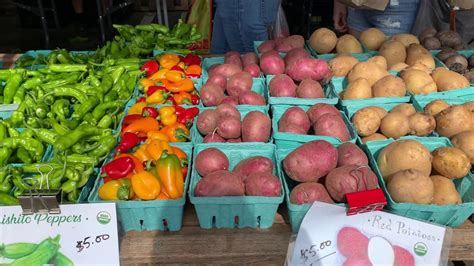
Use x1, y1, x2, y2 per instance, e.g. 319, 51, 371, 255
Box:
71, 97, 99, 120
0, 138, 44, 161
4, 71, 25, 104
53, 124, 111, 151
48, 64, 88, 72
0, 191, 18, 205
42, 86, 88, 104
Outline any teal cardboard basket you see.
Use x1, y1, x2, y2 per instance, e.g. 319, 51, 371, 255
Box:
412, 96, 467, 112
88, 143, 192, 232
315, 53, 373, 62
202, 57, 265, 82
365, 137, 474, 227
271, 105, 358, 149
265, 75, 339, 106
191, 105, 271, 145
189, 143, 283, 229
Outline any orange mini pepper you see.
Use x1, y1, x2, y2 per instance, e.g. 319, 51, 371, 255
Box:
150, 69, 169, 81
115, 154, 145, 173
159, 54, 180, 69
161, 123, 190, 142
172, 91, 192, 105
159, 106, 177, 126
122, 117, 160, 138
145, 139, 173, 161
156, 151, 184, 199
166, 79, 194, 93
131, 171, 161, 200
156, 191, 170, 200
185, 65, 202, 77
146, 90, 168, 104
127, 102, 148, 115
165, 70, 186, 83
140, 78, 155, 92
146, 131, 170, 142
133, 144, 152, 163
99, 178, 134, 200
171, 146, 187, 163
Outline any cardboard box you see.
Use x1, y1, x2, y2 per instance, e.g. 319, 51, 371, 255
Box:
337, 0, 389, 11
450, 0, 474, 9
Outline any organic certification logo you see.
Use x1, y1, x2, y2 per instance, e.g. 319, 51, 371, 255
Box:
414, 242, 428, 256
97, 211, 111, 225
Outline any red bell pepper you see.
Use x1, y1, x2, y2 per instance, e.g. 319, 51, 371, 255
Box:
141, 60, 159, 77
142, 107, 159, 118
171, 65, 185, 72
146, 86, 169, 97
102, 157, 135, 181
174, 106, 186, 116
116, 132, 140, 153
182, 54, 201, 66
191, 95, 200, 105
177, 107, 199, 127
136, 97, 146, 103
122, 114, 144, 129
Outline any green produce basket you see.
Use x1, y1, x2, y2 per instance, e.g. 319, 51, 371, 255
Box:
88, 143, 192, 232
0, 104, 18, 119
201, 57, 265, 82
195, 78, 268, 109
191, 105, 271, 145
265, 75, 339, 106
412, 96, 467, 112
189, 143, 284, 229
271, 105, 358, 149
365, 136, 474, 227
330, 72, 411, 107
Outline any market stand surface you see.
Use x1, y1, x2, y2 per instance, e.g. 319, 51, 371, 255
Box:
119, 205, 474, 264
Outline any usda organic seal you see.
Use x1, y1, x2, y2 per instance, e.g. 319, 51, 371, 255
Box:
414, 242, 428, 256
97, 211, 111, 225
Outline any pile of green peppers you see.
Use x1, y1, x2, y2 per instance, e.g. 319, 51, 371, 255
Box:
14, 49, 98, 68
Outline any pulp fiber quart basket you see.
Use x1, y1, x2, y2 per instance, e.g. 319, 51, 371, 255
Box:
365, 137, 474, 227
271, 105, 358, 149
88, 143, 192, 232
189, 143, 284, 229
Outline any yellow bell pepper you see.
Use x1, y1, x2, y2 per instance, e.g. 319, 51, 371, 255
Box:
146, 131, 170, 142
159, 106, 177, 126
131, 171, 161, 200
165, 70, 185, 83
127, 102, 148, 115
150, 69, 169, 81
145, 139, 172, 161
98, 179, 134, 200
159, 54, 180, 69
140, 78, 155, 92
146, 90, 167, 104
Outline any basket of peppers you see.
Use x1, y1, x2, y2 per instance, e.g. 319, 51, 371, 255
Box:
139, 53, 201, 105
122, 100, 198, 143
89, 139, 192, 232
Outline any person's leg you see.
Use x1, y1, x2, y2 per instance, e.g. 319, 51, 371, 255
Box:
210, 0, 230, 54
347, 7, 371, 38
211, 0, 244, 53
366, 0, 421, 36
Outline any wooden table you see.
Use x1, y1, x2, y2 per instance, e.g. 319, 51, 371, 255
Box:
119, 204, 474, 264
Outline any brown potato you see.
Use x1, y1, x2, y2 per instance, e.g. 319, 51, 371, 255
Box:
424, 100, 450, 117
367, 56, 388, 70
367, 106, 388, 119
348, 62, 390, 86
432, 68, 470, 91
336, 34, 363, 54
451, 130, 474, 164
329, 55, 359, 77
406, 44, 435, 70
390, 34, 420, 47
400, 69, 437, 95
360, 28, 385, 50
391, 103, 416, 117
432, 147, 471, 179
387, 169, 434, 204
431, 175, 462, 205
309, 28, 337, 54
377, 140, 432, 181
408, 113, 436, 136
379, 40, 407, 68
436, 105, 473, 138
389, 62, 409, 72
352, 107, 382, 137
372, 75, 407, 97
405, 63, 432, 75
380, 112, 410, 139
342, 78, 372, 99
362, 133, 388, 143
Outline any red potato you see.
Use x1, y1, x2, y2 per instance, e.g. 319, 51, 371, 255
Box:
274, 36, 286, 47
260, 50, 285, 75
206, 74, 227, 89
243, 63, 261, 77
337, 227, 369, 258
269, 74, 297, 97
241, 52, 259, 66
225, 51, 240, 58
238, 91, 266, 105
394, 246, 415, 266
337, 143, 368, 167
278, 107, 311, 133
201, 83, 225, 107
289, 183, 334, 204
217, 116, 241, 139
226, 137, 242, 143
296, 79, 325, 98
325, 165, 378, 202
195, 148, 229, 176
276, 35, 305, 52
258, 40, 275, 53
241, 111, 271, 142
279, 124, 308, 134
203, 133, 226, 143
313, 113, 350, 141
233, 156, 274, 178
220, 96, 239, 106
195, 170, 245, 196
283, 140, 338, 182
196, 109, 219, 135
207, 64, 219, 77
286, 58, 332, 82
306, 103, 340, 124
284, 47, 310, 67
245, 172, 281, 196
211, 63, 242, 78
226, 72, 253, 97
216, 103, 241, 120
224, 55, 243, 69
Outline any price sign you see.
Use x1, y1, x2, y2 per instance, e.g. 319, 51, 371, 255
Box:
288, 202, 449, 266
0, 203, 119, 265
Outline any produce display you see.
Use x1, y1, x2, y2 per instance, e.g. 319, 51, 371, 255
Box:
435, 50, 474, 83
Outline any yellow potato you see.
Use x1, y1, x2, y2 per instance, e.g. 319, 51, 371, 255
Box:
329, 55, 359, 77
408, 113, 436, 136
391, 103, 416, 117
361, 133, 388, 143
400, 69, 437, 95
432, 68, 470, 91
380, 40, 407, 68
360, 28, 385, 50
367, 56, 387, 70
372, 75, 406, 97
352, 107, 382, 137
380, 112, 410, 139
431, 175, 462, 205
405, 63, 432, 75
435, 105, 473, 138
348, 62, 389, 86
342, 78, 372, 99
424, 100, 450, 117
309, 28, 337, 54
432, 147, 471, 179
390, 34, 420, 47
366, 106, 388, 119
387, 169, 434, 204
451, 130, 474, 164
389, 62, 409, 72
336, 34, 363, 54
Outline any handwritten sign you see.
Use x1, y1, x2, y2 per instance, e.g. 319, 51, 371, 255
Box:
288, 202, 448, 266
0, 203, 119, 265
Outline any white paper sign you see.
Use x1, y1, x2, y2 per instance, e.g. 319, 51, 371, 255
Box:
0, 203, 119, 265
289, 202, 447, 266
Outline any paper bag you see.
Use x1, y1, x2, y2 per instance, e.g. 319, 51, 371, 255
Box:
337, 0, 389, 11
450, 0, 474, 9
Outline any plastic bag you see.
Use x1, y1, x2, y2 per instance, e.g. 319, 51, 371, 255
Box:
269, 5, 290, 39
187, 0, 212, 52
